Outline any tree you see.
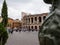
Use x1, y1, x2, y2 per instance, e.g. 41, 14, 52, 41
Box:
0, 0, 8, 45
0, 23, 8, 45
1, 0, 8, 27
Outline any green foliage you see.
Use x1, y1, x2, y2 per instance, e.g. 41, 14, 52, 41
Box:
1, 0, 8, 27
0, 23, 8, 45
0, 0, 8, 45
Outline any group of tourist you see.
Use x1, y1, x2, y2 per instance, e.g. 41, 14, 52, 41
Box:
6, 27, 38, 34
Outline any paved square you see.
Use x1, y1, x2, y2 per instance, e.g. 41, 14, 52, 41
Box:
5, 31, 39, 45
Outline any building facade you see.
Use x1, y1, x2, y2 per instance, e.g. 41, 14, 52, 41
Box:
7, 18, 14, 28
7, 18, 22, 29
13, 19, 22, 28
21, 13, 48, 31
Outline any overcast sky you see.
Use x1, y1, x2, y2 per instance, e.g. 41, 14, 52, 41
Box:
0, 0, 51, 20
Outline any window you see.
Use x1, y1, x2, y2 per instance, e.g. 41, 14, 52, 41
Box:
26, 18, 27, 23
35, 26, 37, 29
39, 17, 41, 22
29, 18, 30, 22
26, 26, 27, 28
29, 26, 30, 30
35, 17, 37, 21
31, 26, 33, 29
43, 16, 46, 20
26, 18, 27, 21
31, 18, 33, 23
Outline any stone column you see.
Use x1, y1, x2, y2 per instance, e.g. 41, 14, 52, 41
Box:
37, 16, 39, 24
33, 17, 35, 24
41, 16, 43, 24
30, 17, 31, 24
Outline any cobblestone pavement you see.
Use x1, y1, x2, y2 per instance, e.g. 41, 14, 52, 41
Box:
5, 31, 39, 45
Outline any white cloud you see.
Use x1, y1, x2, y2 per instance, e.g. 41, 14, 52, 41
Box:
8, 7, 21, 20
0, 0, 51, 20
